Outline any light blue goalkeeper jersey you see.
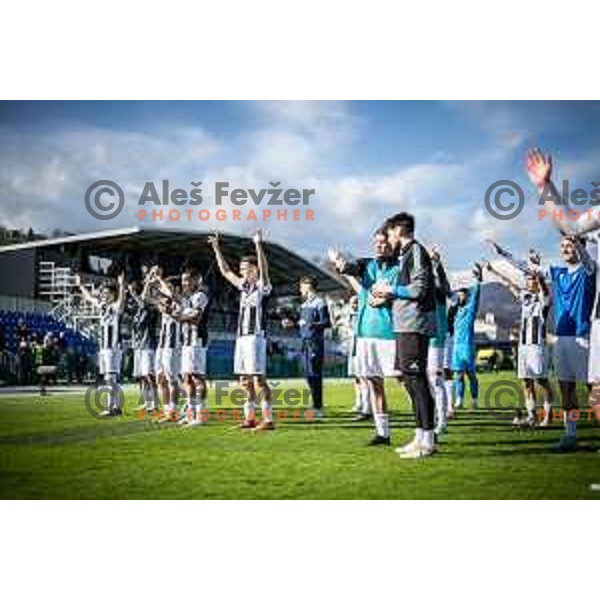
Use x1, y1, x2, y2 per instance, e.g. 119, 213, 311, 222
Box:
453, 282, 480, 351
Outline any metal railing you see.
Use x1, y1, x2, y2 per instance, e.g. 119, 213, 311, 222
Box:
38, 261, 100, 338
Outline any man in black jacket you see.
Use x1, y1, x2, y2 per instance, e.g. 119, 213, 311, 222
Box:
371, 212, 437, 459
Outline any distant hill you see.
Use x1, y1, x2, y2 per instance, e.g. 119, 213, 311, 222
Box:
479, 281, 520, 330
0, 226, 46, 247
450, 260, 522, 331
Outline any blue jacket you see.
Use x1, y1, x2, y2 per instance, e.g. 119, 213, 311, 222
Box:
299, 295, 331, 341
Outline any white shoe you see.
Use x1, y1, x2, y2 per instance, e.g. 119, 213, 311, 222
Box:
399, 444, 436, 459
539, 417, 551, 428
454, 400, 464, 409
471, 400, 479, 409
395, 438, 420, 455
513, 415, 535, 428
312, 409, 324, 420
186, 418, 204, 428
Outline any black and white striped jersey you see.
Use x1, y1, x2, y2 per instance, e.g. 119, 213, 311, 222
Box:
236, 280, 271, 337
519, 291, 549, 347
179, 290, 210, 347
158, 310, 182, 349
99, 301, 123, 350
131, 294, 159, 350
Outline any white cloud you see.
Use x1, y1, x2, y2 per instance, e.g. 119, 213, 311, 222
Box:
0, 116, 525, 268
445, 101, 533, 150
0, 101, 594, 271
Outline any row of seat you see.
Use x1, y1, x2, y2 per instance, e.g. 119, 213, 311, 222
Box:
0, 311, 93, 354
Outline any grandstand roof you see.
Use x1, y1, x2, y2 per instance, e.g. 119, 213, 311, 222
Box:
0, 227, 348, 295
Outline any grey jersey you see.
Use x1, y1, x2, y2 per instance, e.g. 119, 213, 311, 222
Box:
391, 239, 436, 336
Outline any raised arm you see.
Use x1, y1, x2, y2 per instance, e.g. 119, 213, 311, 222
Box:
74, 274, 100, 307
139, 272, 155, 303
467, 264, 483, 314
572, 236, 596, 276
253, 229, 271, 290
341, 273, 364, 295
485, 238, 531, 275
327, 248, 347, 273
485, 261, 521, 298
153, 270, 175, 299
430, 249, 451, 298
208, 233, 243, 288
536, 271, 551, 305
526, 148, 600, 236
116, 272, 127, 313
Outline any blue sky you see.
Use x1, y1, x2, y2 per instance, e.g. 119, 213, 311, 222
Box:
1, 100, 599, 270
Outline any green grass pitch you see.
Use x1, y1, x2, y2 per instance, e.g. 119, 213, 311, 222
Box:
0, 372, 599, 499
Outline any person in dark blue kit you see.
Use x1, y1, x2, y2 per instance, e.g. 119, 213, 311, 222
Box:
298, 275, 331, 419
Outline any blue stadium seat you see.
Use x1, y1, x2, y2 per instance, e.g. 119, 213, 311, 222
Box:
0, 311, 89, 354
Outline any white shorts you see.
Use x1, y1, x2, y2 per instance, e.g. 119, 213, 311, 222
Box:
133, 349, 141, 378
551, 335, 589, 382
181, 345, 207, 376
154, 348, 162, 375
135, 348, 155, 378
589, 320, 600, 383
234, 335, 267, 375
98, 349, 122, 375
428, 346, 444, 373
347, 352, 357, 377
443, 335, 454, 370
355, 338, 397, 378
156, 347, 181, 382
517, 344, 548, 379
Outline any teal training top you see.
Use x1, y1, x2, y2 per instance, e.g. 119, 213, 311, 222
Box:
356, 258, 398, 340
429, 299, 448, 348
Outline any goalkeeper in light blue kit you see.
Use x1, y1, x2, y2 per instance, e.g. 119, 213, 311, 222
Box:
452, 263, 483, 409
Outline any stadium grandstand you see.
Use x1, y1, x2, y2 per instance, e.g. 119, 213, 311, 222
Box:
0, 227, 349, 385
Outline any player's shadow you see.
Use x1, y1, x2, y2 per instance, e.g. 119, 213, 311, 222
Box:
492, 443, 600, 456
455, 434, 600, 455
0, 420, 157, 447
